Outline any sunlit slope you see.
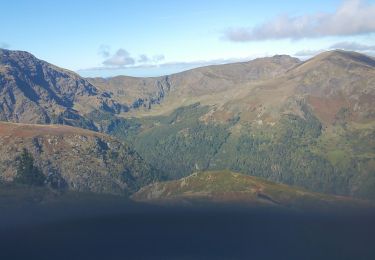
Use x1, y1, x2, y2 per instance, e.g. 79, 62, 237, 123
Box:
133, 170, 372, 211
0, 122, 157, 194
113, 51, 375, 199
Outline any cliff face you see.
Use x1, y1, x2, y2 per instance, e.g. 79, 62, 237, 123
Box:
0, 49, 127, 129
0, 122, 156, 195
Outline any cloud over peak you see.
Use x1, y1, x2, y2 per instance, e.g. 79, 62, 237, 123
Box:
330, 41, 375, 51
225, 0, 375, 41
294, 41, 375, 57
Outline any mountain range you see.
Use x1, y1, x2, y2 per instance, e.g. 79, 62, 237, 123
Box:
0, 47, 374, 206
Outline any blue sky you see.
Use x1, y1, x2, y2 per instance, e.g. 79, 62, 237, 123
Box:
1, 0, 375, 77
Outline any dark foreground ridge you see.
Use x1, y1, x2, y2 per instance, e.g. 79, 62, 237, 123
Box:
0, 192, 375, 260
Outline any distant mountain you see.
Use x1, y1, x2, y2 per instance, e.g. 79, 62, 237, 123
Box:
1, 48, 375, 200
109, 50, 375, 199
289, 50, 375, 123
88, 55, 300, 115
0, 122, 157, 194
88, 50, 374, 124
133, 170, 372, 211
0, 48, 127, 130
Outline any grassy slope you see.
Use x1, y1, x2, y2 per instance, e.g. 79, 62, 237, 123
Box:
84, 51, 375, 199
133, 170, 372, 211
0, 121, 105, 138
88, 55, 300, 118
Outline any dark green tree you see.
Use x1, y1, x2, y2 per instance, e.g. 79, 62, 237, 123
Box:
15, 148, 45, 186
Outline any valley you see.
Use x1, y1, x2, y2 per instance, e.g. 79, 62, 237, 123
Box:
3, 1, 375, 259
1, 48, 375, 205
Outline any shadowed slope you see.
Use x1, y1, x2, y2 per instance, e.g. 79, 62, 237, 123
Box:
0, 49, 127, 129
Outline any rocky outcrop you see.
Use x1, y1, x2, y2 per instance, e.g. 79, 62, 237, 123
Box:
0, 48, 127, 129
0, 122, 156, 195
88, 75, 173, 111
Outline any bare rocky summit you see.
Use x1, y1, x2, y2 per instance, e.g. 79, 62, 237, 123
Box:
0, 48, 127, 129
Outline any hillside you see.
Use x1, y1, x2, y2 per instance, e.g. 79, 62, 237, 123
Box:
133, 171, 372, 211
102, 50, 375, 200
87, 55, 300, 116
0, 48, 127, 129
1, 49, 374, 200
89, 50, 374, 124
0, 122, 157, 194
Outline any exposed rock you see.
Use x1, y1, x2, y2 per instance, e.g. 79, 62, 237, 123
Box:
0, 48, 127, 129
0, 122, 156, 195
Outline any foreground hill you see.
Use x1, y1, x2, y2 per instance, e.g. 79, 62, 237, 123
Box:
133, 171, 372, 211
0, 122, 156, 194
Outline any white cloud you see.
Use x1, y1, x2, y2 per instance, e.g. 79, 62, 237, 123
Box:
137, 54, 165, 63
98, 46, 166, 68
294, 41, 375, 57
224, 0, 375, 41
138, 54, 150, 63
103, 49, 135, 67
294, 49, 326, 57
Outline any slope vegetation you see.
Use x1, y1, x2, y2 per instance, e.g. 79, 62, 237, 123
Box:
133, 170, 372, 211
108, 51, 375, 199
0, 122, 157, 194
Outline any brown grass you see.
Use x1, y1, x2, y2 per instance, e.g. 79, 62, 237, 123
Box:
0, 122, 103, 138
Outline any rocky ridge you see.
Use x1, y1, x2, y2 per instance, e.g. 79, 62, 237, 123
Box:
0, 122, 156, 194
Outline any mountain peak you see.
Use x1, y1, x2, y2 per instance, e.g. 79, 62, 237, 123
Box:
290, 49, 375, 75
0, 48, 38, 63
0, 48, 131, 127
252, 54, 300, 65
271, 54, 295, 59
311, 49, 375, 67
